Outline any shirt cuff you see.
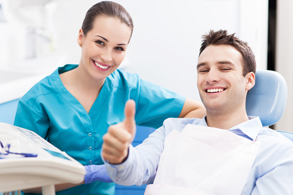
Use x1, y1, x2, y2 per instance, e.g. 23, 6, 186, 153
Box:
103, 145, 135, 183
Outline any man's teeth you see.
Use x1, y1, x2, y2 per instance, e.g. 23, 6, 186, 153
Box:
207, 88, 224, 93
94, 61, 109, 69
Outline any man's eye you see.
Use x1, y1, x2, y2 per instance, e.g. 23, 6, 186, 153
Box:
221, 68, 231, 71
115, 47, 124, 51
95, 40, 104, 46
199, 69, 209, 72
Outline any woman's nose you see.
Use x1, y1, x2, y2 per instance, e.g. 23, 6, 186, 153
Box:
100, 49, 112, 63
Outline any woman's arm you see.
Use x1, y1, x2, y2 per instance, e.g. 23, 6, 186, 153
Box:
22, 182, 84, 194
178, 98, 206, 118
22, 164, 112, 193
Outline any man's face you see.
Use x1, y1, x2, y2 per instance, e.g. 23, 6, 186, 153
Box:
197, 45, 255, 115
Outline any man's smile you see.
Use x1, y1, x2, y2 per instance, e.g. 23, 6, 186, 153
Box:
205, 88, 226, 93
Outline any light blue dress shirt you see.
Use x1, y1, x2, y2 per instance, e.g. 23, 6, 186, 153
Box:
14, 64, 185, 195
105, 117, 293, 195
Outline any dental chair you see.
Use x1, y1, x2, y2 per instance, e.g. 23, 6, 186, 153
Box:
115, 69, 293, 195
245, 69, 293, 141
1, 70, 291, 195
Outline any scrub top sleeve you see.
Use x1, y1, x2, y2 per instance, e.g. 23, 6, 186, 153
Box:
135, 79, 185, 128
14, 99, 49, 139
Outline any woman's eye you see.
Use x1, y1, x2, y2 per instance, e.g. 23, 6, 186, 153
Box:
95, 40, 104, 46
115, 47, 124, 51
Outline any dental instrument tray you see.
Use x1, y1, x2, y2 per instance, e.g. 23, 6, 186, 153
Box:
0, 122, 85, 195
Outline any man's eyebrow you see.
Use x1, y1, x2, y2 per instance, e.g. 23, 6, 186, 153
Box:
217, 61, 234, 65
197, 62, 207, 69
197, 61, 235, 69
96, 35, 127, 46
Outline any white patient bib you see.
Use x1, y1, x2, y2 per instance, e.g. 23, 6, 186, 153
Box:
144, 124, 260, 195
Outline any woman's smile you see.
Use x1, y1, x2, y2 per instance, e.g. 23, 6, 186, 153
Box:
92, 60, 112, 71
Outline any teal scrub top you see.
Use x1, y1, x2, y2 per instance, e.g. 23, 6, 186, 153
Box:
14, 64, 185, 195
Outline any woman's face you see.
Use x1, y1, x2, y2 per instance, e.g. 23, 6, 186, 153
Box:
78, 15, 132, 81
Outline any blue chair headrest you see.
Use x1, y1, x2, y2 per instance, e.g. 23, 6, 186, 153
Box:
246, 70, 287, 127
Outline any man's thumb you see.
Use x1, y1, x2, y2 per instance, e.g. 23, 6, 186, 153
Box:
124, 100, 136, 137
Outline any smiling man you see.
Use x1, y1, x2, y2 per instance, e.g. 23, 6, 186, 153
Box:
102, 30, 293, 195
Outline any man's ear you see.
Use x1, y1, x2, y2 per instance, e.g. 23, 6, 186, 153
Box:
245, 72, 255, 91
77, 28, 84, 47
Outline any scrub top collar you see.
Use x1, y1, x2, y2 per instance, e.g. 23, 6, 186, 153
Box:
197, 116, 262, 141
52, 64, 111, 116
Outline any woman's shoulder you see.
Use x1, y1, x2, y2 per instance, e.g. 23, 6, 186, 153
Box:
108, 69, 140, 89
21, 69, 59, 104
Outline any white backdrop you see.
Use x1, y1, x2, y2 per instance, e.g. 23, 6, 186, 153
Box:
0, 0, 268, 101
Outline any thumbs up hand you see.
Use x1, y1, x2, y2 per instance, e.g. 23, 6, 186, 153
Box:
102, 100, 136, 164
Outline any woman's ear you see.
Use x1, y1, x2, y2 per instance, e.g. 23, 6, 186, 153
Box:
245, 72, 255, 91
77, 28, 84, 47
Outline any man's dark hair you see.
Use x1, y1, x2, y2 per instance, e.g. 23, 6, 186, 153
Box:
199, 30, 256, 76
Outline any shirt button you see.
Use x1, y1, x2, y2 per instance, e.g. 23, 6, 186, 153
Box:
88, 133, 92, 137
89, 160, 92, 164
89, 146, 92, 150
118, 166, 124, 170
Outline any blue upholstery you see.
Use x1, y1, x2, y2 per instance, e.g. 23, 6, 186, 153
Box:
0, 99, 19, 125
278, 131, 293, 142
246, 70, 287, 127
115, 126, 155, 195
246, 70, 293, 140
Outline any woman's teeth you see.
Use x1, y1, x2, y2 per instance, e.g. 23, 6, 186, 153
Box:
207, 88, 224, 93
94, 61, 109, 69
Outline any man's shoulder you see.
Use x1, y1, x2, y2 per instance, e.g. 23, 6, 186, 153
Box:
257, 127, 293, 158
258, 127, 293, 144
252, 127, 293, 177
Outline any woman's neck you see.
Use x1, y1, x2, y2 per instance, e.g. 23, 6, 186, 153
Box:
59, 64, 105, 113
70, 65, 105, 93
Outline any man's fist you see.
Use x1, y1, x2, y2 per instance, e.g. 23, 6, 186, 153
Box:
102, 100, 136, 164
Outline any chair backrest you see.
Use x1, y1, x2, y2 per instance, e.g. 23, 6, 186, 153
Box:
246, 70, 293, 141
246, 70, 287, 127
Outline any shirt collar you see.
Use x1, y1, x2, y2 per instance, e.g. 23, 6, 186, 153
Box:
197, 116, 208, 126
198, 116, 263, 140
230, 116, 262, 140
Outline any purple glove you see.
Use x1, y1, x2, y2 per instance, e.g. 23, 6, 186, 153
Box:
84, 165, 113, 184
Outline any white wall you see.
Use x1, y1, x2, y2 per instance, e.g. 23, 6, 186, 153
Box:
0, 0, 268, 102
275, 0, 293, 133
123, 0, 268, 100
48, 0, 268, 101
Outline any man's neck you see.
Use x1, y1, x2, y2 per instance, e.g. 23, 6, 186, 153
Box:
205, 108, 249, 130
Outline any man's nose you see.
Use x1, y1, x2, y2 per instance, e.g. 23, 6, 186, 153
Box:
206, 69, 220, 83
